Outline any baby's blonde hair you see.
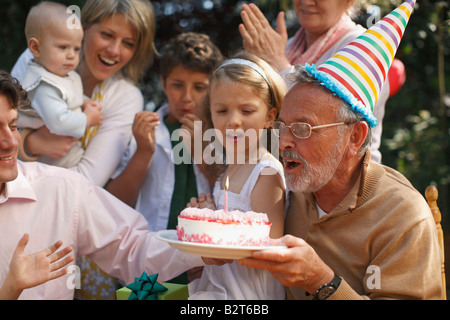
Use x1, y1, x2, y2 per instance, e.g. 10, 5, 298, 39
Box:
25, 1, 74, 42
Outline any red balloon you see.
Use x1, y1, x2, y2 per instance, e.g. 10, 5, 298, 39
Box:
388, 58, 406, 97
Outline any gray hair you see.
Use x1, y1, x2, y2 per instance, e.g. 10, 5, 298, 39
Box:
287, 65, 371, 155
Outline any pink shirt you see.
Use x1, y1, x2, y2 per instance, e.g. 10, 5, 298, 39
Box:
0, 161, 203, 300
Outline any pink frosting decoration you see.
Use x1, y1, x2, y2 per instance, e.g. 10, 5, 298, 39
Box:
176, 207, 272, 246
176, 226, 270, 246
179, 207, 270, 225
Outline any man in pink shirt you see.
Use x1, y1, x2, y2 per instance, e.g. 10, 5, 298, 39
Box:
0, 71, 206, 300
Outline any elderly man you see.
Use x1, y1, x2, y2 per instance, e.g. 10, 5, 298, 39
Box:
239, 64, 443, 300
0, 71, 209, 300
239, 0, 442, 299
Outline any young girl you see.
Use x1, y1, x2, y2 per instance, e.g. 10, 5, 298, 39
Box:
188, 51, 287, 299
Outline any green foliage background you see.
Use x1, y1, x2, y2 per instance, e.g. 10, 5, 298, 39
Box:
0, 0, 448, 231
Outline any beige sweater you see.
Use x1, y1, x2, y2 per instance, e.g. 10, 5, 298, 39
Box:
285, 153, 443, 300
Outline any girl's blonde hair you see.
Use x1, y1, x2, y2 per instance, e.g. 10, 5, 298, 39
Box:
204, 51, 287, 129
81, 0, 157, 83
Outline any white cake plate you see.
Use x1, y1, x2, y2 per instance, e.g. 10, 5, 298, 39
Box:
156, 230, 287, 260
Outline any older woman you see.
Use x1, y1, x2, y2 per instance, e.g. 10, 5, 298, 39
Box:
12, 0, 157, 300
12, 0, 156, 187
239, 1, 389, 163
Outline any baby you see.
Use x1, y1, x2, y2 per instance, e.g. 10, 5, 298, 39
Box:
18, 2, 102, 168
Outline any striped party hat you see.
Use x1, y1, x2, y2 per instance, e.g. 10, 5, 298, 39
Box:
304, 0, 416, 127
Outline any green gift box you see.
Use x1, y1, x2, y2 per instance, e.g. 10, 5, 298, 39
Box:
116, 282, 189, 300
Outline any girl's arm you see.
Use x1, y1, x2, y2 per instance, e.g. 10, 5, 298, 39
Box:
250, 169, 285, 239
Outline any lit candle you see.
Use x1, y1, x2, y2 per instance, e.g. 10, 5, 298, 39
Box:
224, 176, 229, 213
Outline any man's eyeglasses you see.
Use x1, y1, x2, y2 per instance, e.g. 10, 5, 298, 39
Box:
271, 121, 352, 139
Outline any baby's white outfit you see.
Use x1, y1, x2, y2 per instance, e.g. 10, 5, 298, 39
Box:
19, 61, 85, 168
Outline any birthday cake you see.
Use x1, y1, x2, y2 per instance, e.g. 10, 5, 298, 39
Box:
176, 207, 271, 246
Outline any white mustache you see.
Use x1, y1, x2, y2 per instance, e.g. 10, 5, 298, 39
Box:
281, 150, 305, 163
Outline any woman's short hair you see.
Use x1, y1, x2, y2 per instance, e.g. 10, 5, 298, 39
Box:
81, 0, 157, 83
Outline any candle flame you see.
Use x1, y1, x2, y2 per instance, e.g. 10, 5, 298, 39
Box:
225, 176, 229, 190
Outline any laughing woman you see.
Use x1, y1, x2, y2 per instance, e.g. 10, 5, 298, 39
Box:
12, 0, 156, 188
11, 0, 157, 300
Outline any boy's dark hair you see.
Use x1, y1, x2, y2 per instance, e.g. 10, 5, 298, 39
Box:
0, 70, 31, 111
159, 32, 223, 80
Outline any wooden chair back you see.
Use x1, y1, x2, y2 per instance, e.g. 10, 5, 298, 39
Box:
425, 185, 446, 300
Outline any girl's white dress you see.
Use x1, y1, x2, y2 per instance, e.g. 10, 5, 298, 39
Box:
188, 152, 286, 300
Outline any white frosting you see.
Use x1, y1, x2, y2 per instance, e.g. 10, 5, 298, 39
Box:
177, 207, 271, 246
179, 207, 269, 224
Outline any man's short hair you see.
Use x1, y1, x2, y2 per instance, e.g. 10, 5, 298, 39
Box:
0, 70, 31, 111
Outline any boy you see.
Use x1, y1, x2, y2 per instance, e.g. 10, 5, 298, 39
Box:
18, 2, 102, 168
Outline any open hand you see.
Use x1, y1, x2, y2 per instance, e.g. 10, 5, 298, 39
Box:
1, 234, 74, 299
239, 3, 290, 72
